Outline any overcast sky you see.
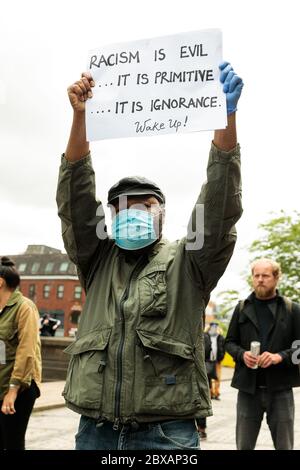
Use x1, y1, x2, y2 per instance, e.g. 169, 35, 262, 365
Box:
0, 0, 299, 301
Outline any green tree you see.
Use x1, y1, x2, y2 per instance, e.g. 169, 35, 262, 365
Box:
215, 290, 240, 335
216, 289, 240, 319
249, 210, 300, 302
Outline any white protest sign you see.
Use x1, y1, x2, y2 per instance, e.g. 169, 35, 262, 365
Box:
86, 29, 227, 141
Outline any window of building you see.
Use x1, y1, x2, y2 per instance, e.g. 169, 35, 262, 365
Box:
31, 262, 40, 274
28, 284, 36, 300
74, 286, 82, 300
45, 262, 54, 274
18, 263, 27, 273
43, 284, 51, 299
59, 262, 69, 273
57, 285, 64, 299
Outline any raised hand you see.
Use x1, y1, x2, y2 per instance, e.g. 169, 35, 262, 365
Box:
67, 72, 95, 113
219, 62, 243, 115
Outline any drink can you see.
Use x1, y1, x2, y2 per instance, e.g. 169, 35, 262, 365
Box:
250, 341, 260, 369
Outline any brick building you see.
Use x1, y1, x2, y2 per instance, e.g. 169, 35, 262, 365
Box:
4, 245, 85, 337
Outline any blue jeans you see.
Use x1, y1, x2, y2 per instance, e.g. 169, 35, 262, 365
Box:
75, 417, 200, 450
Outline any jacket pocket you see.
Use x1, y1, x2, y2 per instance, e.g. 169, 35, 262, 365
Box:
63, 327, 111, 410
138, 265, 167, 317
134, 329, 201, 415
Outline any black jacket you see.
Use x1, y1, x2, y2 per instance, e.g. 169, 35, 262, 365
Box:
204, 332, 225, 362
225, 292, 300, 394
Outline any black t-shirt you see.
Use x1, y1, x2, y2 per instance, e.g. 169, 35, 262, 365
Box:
253, 296, 278, 386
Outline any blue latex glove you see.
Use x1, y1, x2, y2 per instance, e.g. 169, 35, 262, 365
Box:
219, 62, 243, 115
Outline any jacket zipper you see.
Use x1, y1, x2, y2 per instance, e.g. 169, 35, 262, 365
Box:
113, 255, 147, 430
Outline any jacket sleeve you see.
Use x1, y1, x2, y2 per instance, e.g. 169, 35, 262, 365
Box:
56, 153, 108, 284
10, 301, 41, 388
185, 142, 242, 294
225, 304, 246, 363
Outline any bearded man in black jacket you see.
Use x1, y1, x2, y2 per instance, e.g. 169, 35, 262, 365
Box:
226, 258, 300, 450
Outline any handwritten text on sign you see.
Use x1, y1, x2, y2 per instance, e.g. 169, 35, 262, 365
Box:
86, 29, 227, 141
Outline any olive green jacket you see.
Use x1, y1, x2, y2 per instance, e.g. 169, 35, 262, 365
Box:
56, 142, 242, 425
0, 290, 42, 400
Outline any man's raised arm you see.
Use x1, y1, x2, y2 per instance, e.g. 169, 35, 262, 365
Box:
65, 72, 94, 162
56, 73, 108, 286
186, 62, 243, 294
213, 61, 242, 152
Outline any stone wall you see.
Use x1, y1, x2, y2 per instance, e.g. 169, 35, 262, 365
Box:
41, 337, 73, 381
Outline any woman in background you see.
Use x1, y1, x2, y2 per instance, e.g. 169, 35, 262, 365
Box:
0, 257, 41, 450
198, 322, 225, 439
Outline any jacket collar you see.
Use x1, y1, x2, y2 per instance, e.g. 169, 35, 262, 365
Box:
245, 290, 282, 305
242, 293, 259, 329
243, 290, 283, 328
148, 237, 168, 261
5, 289, 22, 307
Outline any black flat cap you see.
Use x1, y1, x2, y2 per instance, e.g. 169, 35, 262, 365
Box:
107, 176, 165, 205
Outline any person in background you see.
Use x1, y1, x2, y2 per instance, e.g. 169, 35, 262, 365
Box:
0, 257, 41, 450
39, 313, 61, 337
197, 322, 225, 439
225, 258, 300, 450
206, 322, 226, 400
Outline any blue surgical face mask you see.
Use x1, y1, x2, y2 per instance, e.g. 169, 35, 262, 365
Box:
112, 208, 158, 251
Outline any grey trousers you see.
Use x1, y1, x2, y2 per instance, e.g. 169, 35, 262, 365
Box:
236, 388, 294, 450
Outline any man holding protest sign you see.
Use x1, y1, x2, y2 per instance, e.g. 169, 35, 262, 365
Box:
56, 51, 243, 449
